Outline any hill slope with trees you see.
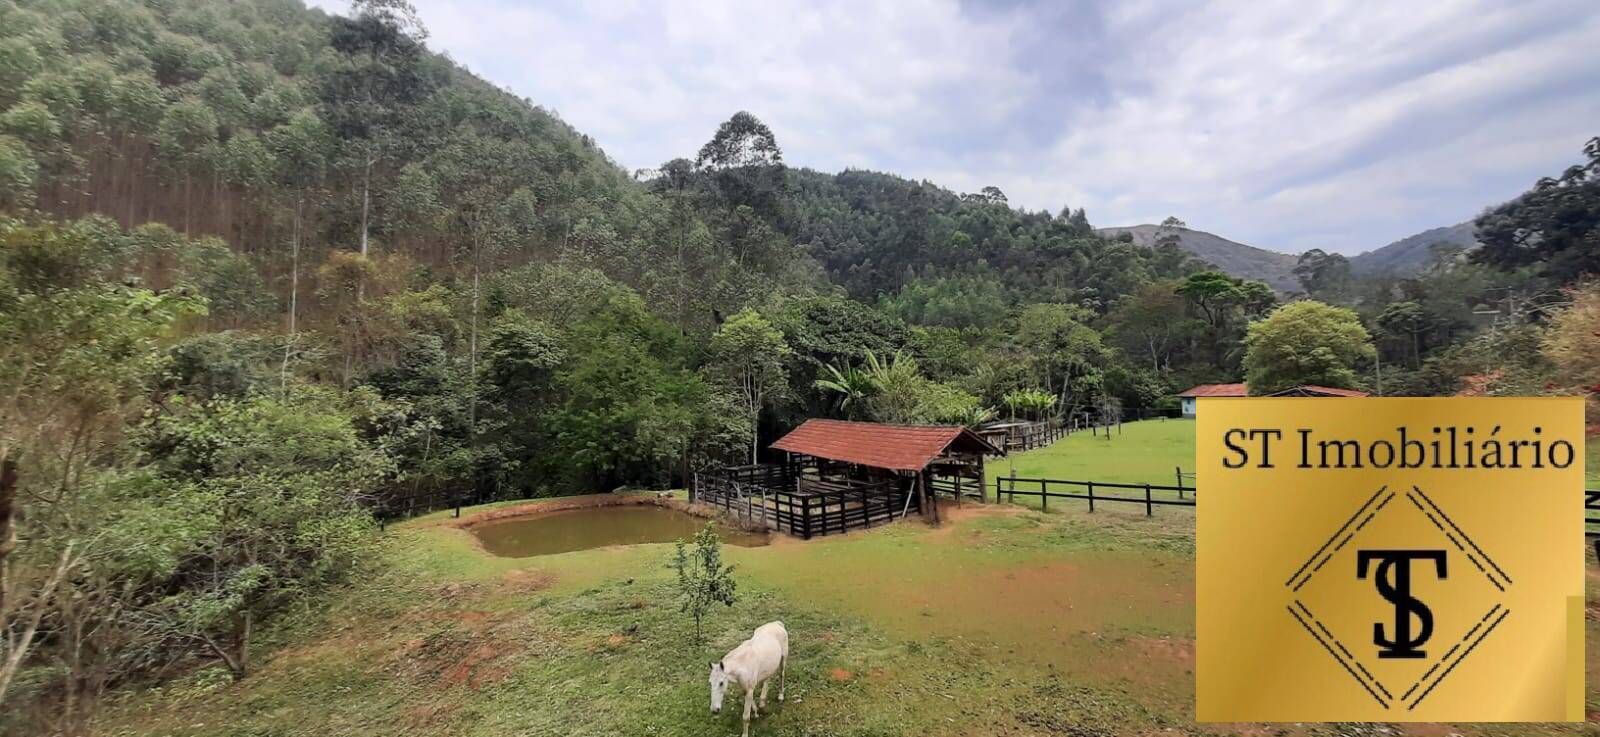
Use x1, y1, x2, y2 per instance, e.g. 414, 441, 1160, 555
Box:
1348, 221, 1479, 276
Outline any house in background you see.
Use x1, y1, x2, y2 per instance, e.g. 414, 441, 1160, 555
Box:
1175, 383, 1247, 417
1174, 383, 1368, 417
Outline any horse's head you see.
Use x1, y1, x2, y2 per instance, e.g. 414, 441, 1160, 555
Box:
708, 661, 729, 713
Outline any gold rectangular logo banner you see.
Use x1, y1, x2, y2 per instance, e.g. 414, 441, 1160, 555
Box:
1196, 398, 1584, 722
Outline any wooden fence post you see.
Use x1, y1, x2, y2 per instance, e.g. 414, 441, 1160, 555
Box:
1175, 467, 1184, 499
1040, 477, 1048, 512
1143, 483, 1153, 516
1087, 481, 1095, 513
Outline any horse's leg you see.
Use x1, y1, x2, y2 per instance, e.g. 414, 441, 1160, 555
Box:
741, 684, 755, 737
759, 676, 770, 709
778, 655, 786, 702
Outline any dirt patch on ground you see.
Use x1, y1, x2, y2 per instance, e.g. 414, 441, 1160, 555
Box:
439, 641, 517, 689
501, 568, 557, 594
922, 501, 1025, 542
390, 629, 521, 690
829, 667, 854, 681
1127, 635, 1193, 665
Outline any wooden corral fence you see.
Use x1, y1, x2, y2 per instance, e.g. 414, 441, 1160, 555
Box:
977, 419, 1065, 455
1174, 467, 1196, 499
926, 472, 985, 502
1008, 421, 1066, 452
995, 475, 1195, 516
692, 470, 912, 540
372, 488, 478, 529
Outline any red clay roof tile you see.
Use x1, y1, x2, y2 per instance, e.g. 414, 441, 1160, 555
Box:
769, 419, 999, 472
1175, 383, 1249, 397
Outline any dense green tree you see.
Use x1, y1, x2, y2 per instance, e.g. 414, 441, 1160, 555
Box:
1375, 300, 1432, 369
1294, 248, 1353, 300
709, 309, 790, 464
1104, 281, 1198, 372
1474, 137, 1600, 282
1243, 301, 1375, 394
1010, 303, 1108, 410
321, 1, 433, 258
696, 110, 785, 222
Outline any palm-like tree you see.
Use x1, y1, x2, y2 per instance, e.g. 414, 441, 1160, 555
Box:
814, 362, 875, 419
1003, 388, 1057, 420
949, 404, 998, 427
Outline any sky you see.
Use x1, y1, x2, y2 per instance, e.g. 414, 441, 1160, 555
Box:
309, 0, 1600, 256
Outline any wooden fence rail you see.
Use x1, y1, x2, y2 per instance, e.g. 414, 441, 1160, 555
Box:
372, 488, 478, 528
1174, 467, 1197, 499
1585, 490, 1600, 560
1007, 422, 1067, 453
995, 475, 1195, 516
692, 470, 909, 539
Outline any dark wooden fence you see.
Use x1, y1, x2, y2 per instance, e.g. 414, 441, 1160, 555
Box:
372, 488, 478, 528
1174, 467, 1196, 499
1007, 421, 1066, 452
692, 469, 911, 539
926, 473, 984, 502
994, 476, 1195, 516
1585, 490, 1600, 560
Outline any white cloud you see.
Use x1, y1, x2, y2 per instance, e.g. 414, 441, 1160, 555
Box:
308, 0, 1600, 254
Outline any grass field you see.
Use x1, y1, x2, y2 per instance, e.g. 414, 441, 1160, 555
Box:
983, 419, 1197, 512
87, 487, 1595, 736
988, 418, 1600, 490
988, 419, 1196, 487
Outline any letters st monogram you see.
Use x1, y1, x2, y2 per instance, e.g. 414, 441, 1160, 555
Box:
1356, 550, 1446, 659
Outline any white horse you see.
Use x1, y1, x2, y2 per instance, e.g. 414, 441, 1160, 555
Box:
709, 621, 788, 737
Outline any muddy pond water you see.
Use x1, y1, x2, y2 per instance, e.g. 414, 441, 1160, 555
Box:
470, 505, 770, 557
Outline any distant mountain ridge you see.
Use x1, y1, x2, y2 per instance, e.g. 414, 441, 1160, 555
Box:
1348, 221, 1479, 275
1095, 224, 1301, 291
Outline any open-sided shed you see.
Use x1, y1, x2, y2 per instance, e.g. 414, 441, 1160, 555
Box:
692, 419, 1002, 538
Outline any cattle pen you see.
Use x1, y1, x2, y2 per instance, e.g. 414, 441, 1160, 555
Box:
692, 419, 1003, 539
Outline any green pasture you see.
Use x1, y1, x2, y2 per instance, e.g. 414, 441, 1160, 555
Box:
90, 489, 1592, 737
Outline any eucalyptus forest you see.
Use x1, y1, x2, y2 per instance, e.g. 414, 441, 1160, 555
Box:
0, 0, 1597, 732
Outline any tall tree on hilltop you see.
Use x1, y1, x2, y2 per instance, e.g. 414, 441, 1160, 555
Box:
1294, 248, 1353, 300
696, 111, 785, 222
1474, 137, 1600, 283
323, 0, 432, 259
431, 131, 540, 437
267, 109, 334, 391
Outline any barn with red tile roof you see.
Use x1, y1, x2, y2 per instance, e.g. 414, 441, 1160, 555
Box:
693, 419, 1002, 538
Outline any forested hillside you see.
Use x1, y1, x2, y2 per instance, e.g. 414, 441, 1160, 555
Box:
1348, 221, 1479, 276
1096, 222, 1301, 291
783, 168, 1200, 315
1, 0, 1597, 728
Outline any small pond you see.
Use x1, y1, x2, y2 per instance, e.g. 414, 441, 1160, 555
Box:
470, 505, 769, 558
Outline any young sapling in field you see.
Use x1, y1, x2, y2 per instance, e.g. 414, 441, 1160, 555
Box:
671, 522, 739, 641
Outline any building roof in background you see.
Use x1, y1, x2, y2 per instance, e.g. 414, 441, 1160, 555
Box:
1175, 383, 1369, 398
770, 419, 1001, 472
1175, 383, 1249, 398
1266, 385, 1370, 397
